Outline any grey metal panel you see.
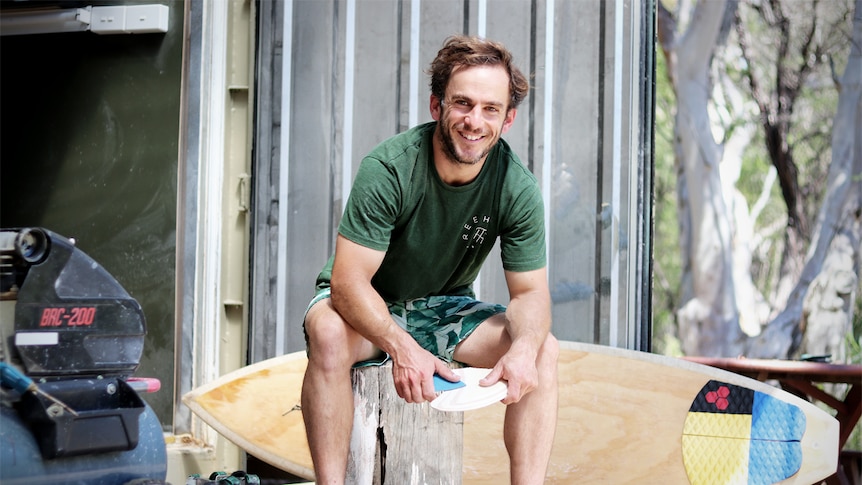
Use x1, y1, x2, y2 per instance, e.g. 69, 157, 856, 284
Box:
250, 0, 283, 361
546, 0, 603, 343
250, 0, 655, 359
396, 3, 412, 132
601, 0, 634, 346
283, 0, 340, 354
419, 0, 466, 53
484, 0, 535, 162
416, 0, 465, 126
350, 0, 402, 169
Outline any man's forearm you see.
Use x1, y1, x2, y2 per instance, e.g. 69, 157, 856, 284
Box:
503, 267, 552, 358
329, 235, 416, 355
505, 290, 552, 357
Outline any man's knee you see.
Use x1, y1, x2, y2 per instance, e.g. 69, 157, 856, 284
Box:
305, 300, 379, 368
305, 301, 353, 360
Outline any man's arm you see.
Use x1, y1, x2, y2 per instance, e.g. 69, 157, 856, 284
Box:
480, 266, 552, 403
330, 234, 459, 402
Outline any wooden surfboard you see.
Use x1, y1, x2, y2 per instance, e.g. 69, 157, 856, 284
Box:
183, 341, 840, 484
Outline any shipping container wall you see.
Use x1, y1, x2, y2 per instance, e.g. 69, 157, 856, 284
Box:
250, 0, 655, 361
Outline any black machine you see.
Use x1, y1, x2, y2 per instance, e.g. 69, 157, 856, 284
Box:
0, 227, 167, 484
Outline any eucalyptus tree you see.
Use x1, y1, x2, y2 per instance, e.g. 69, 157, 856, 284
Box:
658, 0, 746, 357
657, 0, 860, 360
748, 0, 861, 361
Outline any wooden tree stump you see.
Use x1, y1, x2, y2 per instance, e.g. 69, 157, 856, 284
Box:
347, 362, 464, 485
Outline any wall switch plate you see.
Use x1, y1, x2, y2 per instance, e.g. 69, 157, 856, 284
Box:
90, 4, 169, 35
89, 6, 126, 34
124, 5, 169, 34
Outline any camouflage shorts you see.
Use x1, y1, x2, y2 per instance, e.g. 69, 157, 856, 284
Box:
304, 288, 506, 362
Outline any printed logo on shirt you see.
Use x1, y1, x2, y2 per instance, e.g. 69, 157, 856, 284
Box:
462, 215, 492, 249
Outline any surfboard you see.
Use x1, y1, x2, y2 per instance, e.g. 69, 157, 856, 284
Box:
182, 341, 840, 484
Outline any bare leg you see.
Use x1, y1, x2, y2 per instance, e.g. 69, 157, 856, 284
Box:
504, 334, 558, 485
301, 299, 379, 485
453, 315, 559, 485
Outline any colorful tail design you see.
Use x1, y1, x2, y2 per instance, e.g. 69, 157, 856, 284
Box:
682, 380, 805, 485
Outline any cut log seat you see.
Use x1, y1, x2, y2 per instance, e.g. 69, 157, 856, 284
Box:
348, 362, 464, 485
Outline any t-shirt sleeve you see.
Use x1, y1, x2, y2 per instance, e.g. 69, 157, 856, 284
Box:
337, 157, 400, 251
500, 182, 546, 272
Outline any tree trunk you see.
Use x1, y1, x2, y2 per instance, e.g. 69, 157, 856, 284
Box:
659, 0, 746, 357
748, 0, 862, 359
734, 0, 822, 315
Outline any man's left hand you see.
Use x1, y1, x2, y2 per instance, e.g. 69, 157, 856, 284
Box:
479, 350, 538, 404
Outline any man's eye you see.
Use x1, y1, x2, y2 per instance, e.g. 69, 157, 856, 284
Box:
486, 107, 499, 113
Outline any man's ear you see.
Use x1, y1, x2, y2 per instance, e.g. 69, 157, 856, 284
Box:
501, 108, 517, 134
430, 95, 443, 121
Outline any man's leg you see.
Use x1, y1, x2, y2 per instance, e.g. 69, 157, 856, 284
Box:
301, 298, 380, 485
503, 333, 558, 485
453, 314, 559, 485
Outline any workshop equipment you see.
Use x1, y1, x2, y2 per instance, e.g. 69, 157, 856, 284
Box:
0, 227, 167, 485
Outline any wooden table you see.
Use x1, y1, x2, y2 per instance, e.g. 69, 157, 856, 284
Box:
684, 356, 861, 484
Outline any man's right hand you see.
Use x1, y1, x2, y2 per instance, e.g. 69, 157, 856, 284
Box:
391, 346, 460, 403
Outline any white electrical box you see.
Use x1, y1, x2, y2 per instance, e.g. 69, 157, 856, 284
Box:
90, 4, 169, 35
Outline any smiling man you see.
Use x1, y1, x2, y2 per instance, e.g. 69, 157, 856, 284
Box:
300, 35, 559, 485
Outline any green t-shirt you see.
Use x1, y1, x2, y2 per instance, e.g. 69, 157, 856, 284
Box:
316, 122, 546, 302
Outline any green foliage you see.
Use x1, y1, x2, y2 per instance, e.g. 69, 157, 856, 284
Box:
651, 48, 683, 356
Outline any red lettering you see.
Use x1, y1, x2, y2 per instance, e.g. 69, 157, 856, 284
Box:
39, 308, 65, 327
39, 308, 51, 327
67, 307, 96, 326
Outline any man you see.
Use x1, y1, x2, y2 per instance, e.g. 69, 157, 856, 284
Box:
301, 35, 558, 485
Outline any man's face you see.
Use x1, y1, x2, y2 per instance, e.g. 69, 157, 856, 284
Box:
431, 65, 517, 167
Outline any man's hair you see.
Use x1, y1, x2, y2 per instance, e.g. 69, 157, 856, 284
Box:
428, 35, 529, 111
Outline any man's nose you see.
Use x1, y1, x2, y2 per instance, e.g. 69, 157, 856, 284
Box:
464, 106, 483, 127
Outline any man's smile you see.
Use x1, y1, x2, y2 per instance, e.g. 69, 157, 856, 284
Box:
460, 131, 484, 142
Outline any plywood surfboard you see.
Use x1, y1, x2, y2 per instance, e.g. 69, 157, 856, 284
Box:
182, 341, 840, 484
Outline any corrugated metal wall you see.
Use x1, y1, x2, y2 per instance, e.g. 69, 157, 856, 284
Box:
251, 0, 654, 361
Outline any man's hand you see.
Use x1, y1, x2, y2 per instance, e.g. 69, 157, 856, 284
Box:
477, 267, 549, 405
479, 348, 538, 404
391, 347, 460, 403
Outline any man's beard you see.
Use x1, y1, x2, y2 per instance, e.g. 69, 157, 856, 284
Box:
438, 124, 494, 166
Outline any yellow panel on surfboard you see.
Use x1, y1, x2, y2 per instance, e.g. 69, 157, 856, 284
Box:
182, 341, 839, 484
